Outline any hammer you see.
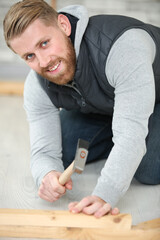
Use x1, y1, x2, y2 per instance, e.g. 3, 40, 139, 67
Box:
59, 139, 89, 185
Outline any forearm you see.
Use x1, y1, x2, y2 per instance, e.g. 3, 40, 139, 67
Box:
92, 140, 146, 207
24, 70, 64, 187
92, 29, 156, 207
29, 113, 64, 187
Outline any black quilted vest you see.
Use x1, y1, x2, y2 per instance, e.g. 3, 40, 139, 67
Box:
39, 15, 160, 116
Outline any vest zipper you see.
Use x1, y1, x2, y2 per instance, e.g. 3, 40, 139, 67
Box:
64, 82, 86, 107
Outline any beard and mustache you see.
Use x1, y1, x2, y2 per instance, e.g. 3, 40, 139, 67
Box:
37, 35, 76, 85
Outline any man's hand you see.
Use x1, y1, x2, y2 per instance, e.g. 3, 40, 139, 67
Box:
68, 195, 119, 218
38, 170, 72, 202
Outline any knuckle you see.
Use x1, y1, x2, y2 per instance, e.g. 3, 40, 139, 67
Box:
38, 183, 46, 192
38, 187, 43, 195
52, 196, 57, 202
53, 185, 59, 192
41, 178, 46, 185
38, 189, 44, 198
54, 192, 60, 198
83, 208, 92, 215
103, 203, 111, 212
81, 197, 90, 205
47, 198, 54, 203
52, 195, 59, 201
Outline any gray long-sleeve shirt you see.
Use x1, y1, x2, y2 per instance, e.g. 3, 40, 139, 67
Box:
24, 5, 156, 207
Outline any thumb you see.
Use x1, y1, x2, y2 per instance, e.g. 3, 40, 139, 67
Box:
65, 179, 73, 190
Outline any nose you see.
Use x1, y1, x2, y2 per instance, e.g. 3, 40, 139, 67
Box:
37, 52, 51, 68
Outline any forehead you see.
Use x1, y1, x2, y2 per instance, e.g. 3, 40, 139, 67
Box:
10, 19, 57, 55
21, 18, 56, 35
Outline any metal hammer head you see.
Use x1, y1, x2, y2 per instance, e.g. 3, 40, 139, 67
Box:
73, 139, 89, 174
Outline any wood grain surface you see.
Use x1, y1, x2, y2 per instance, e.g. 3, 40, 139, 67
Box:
0, 209, 159, 240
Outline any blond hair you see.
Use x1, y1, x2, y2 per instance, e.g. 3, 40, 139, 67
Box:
3, 0, 58, 48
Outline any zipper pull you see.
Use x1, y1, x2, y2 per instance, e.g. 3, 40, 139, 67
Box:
81, 97, 86, 107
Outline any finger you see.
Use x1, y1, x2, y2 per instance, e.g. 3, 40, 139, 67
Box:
53, 184, 66, 195
50, 180, 66, 195
44, 172, 66, 195
39, 183, 62, 202
38, 189, 59, 202
94, 203, 111, 218
68, 201, 79, 211
65, 180, 73, 190
82, 202, 102, 215
38, 183, 52, 198
111, 207, 120, 215
70, 197, 93, 213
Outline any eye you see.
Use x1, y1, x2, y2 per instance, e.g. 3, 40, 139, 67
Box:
41, 40, 48, 47
26, 53, 34, 60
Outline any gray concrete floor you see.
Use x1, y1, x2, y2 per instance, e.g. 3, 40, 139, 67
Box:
0, 96, 160, 239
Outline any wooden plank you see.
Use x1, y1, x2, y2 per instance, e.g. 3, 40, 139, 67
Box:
0, 81, 24, 95
0, 225, 160, 240
0, 209, 132, 230
0, 209, 159, 239
132, 218, 160, 230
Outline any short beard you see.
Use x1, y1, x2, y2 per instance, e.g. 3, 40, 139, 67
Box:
38, 36, 76, 85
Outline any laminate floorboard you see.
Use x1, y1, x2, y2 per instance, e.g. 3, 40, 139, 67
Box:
0, 96, 160, 240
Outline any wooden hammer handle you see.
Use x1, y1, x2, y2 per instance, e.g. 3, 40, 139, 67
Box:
59, 161, 75, 185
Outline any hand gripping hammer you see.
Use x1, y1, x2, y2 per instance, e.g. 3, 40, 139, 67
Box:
59, 139, 89, 185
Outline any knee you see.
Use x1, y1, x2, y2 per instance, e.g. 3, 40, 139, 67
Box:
61, 144, 75, 169
61, 136, 77, 169
134, 172, 160, 185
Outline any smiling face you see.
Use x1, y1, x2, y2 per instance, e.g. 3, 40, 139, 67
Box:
9, 15, 76, 85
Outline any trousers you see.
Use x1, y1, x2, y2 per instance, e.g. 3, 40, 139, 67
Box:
60, 103, 160, 185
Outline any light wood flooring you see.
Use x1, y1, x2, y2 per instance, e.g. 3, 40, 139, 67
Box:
0, 95, 160, 240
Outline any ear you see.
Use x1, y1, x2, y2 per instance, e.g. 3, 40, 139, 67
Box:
57, 14, 71, 37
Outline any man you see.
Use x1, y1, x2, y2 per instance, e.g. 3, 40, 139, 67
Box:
3, 0, 160, 218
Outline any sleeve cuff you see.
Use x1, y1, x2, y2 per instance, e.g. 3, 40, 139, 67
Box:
31, 158, 64, 187
92, 177, 127, 208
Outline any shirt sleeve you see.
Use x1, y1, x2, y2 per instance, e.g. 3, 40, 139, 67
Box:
92, 29, 156, 207
23, 70, 64, 187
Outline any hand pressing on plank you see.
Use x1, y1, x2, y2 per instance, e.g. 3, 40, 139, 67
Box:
68, 195, 119, 218
38, 170, 72, 202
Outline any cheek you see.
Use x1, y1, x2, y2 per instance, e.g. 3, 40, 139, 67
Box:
27, 61, 40, 71
52, 39, 68, 55
51, 46, 64, 56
